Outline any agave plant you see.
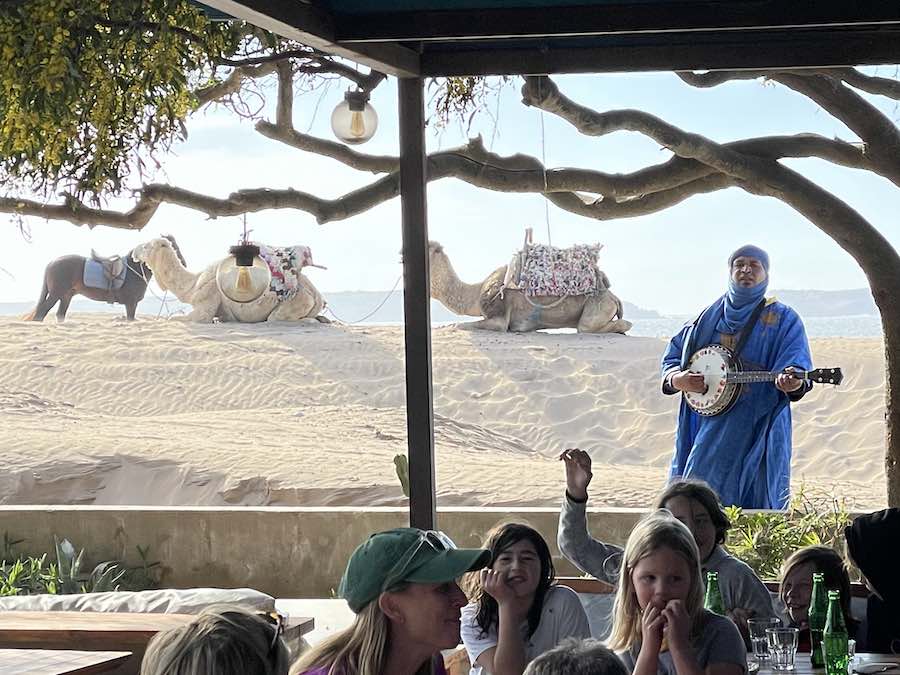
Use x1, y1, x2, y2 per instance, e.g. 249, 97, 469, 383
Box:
393, 453, 410, 498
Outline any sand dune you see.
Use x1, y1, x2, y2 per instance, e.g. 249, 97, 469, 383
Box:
0, 315, 887, 509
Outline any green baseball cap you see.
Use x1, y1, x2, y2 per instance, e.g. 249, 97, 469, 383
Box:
338, 528, 491, 613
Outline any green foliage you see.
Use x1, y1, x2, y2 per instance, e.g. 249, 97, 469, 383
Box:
0, 0, 240, 199
393, 453, 410, 498
0, 533, 160, 596
725, 489, 853, 581
428, 76, 511, 132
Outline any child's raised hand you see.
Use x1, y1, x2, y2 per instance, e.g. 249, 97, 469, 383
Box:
480, 568, 516, 605
559, 448, 593, 501
661, 599, 691, 652
640, 603, 666, 652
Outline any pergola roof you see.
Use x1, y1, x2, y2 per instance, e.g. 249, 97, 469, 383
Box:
205, 1, 900, 76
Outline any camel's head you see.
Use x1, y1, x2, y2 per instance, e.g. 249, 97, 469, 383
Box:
161, 234, 187, 267
132, 237, 186, 292
398, 240, 444, 264
427, 241, 446, 266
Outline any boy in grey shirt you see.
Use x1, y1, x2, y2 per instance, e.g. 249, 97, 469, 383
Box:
559, 449, 775, 639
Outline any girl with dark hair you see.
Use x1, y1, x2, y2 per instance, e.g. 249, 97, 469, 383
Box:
559, 450, 774, 640
779, 545, 857, 652
461, 522, 590, 675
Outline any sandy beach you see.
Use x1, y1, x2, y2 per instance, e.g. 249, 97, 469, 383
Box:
0, 315, 887, 509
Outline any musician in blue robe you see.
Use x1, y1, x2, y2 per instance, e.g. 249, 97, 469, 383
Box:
660, 245, 812, 509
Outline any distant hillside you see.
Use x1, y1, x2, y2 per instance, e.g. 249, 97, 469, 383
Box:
772, 288, 877, 317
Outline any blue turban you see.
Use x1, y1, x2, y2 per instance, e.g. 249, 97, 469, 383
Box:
728, 244, 769, 273
718, 244, 770, 334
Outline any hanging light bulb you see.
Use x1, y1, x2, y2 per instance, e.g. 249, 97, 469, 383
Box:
331, 88, 378, 145
216, 217, 271, 303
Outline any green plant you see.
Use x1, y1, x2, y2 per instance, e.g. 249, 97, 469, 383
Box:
725, 487, 853, 581
0, 532, 160, 596
393, 453, 410, 498
0, 554, 59, 596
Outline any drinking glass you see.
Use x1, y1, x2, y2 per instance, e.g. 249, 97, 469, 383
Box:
767, 627, 800, 671
748, 618, 780, 662
847, 638, 857, 674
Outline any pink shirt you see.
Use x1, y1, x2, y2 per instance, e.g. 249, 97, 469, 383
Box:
299, 654, 447, 675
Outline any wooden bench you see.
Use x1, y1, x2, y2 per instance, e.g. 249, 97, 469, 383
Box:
0, 611, 314, 675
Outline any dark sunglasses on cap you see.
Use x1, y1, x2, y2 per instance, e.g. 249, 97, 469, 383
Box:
257, 610, 285, 655
381, 529, 457, 591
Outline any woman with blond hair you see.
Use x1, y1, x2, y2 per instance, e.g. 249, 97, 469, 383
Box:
292, 527, 491, 675
608, 510, 746, 675
141, 605, 290, 675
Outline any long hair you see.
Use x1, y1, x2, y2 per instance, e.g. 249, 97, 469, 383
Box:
464, 522, 555, 640
289, 596, 437, 675
655, 479, 731, 547
140, 605, 290, 675
607, 510, 705, 652
781, 545, 857, 631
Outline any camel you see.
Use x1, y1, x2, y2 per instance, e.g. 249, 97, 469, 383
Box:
428, 241, 631, 334
131, 237, 326, 323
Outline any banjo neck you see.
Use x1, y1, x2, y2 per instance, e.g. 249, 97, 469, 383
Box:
725, 370, 806, 384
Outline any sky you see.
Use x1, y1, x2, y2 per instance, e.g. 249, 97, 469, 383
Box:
3, 68, 900, 315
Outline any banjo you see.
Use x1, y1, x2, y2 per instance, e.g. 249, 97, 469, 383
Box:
683, 344, 843, 417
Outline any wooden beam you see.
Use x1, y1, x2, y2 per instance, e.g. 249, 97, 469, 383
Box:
398, 77, 436, 531
420, 27, 900, 76
197, 0, 420, 77
336, 1, 900, 43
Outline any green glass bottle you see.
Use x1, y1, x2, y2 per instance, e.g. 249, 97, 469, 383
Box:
809, 572, 828, 668
823, 590, 849, 675
704, 570, 725, 615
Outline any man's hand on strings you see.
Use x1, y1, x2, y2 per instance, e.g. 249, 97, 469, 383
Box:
671, 370, 708, 394
775, 367, 803, 393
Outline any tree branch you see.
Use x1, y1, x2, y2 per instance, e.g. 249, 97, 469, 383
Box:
677, 70, 900, 184
770, 72, 900, 176
275, 61, 293, 128
545, 174, 737, 219
194, 62, 278, 107
823, 67, 900, 101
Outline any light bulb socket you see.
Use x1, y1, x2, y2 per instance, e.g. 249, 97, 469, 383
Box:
229, 243, 260, 267
344, 89, 369, 112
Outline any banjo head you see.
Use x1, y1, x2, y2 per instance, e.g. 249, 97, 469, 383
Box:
684, 344, 741, 416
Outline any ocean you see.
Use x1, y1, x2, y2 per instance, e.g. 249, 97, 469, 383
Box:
0, 294, 884, 339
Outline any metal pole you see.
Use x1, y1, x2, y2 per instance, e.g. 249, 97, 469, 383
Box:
398, 76, 436, 530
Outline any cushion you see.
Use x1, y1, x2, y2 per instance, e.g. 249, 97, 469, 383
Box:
0, 588, 275, 614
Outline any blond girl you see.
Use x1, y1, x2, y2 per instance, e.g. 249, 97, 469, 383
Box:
608, 510, 746, 675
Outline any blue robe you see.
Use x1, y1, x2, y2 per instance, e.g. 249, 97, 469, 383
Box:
660, 297, 812, 509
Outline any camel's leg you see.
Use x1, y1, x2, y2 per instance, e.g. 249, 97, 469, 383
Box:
171, 284, 219, 323
56, 294, 74, 322
577, 295, 631, 334
125, 302, 137, 321
455, 316, 510, 332
266, 296, 312, 322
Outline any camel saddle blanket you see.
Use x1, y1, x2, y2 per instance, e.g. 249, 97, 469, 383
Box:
257, 244, 316, 301
83, 258, 127, 292
504, 243, 605, 297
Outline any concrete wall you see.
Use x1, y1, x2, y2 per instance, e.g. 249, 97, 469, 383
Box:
0, 506, 645, 598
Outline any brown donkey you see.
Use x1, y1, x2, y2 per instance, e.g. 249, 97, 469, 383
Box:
25, 234, 185, 322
